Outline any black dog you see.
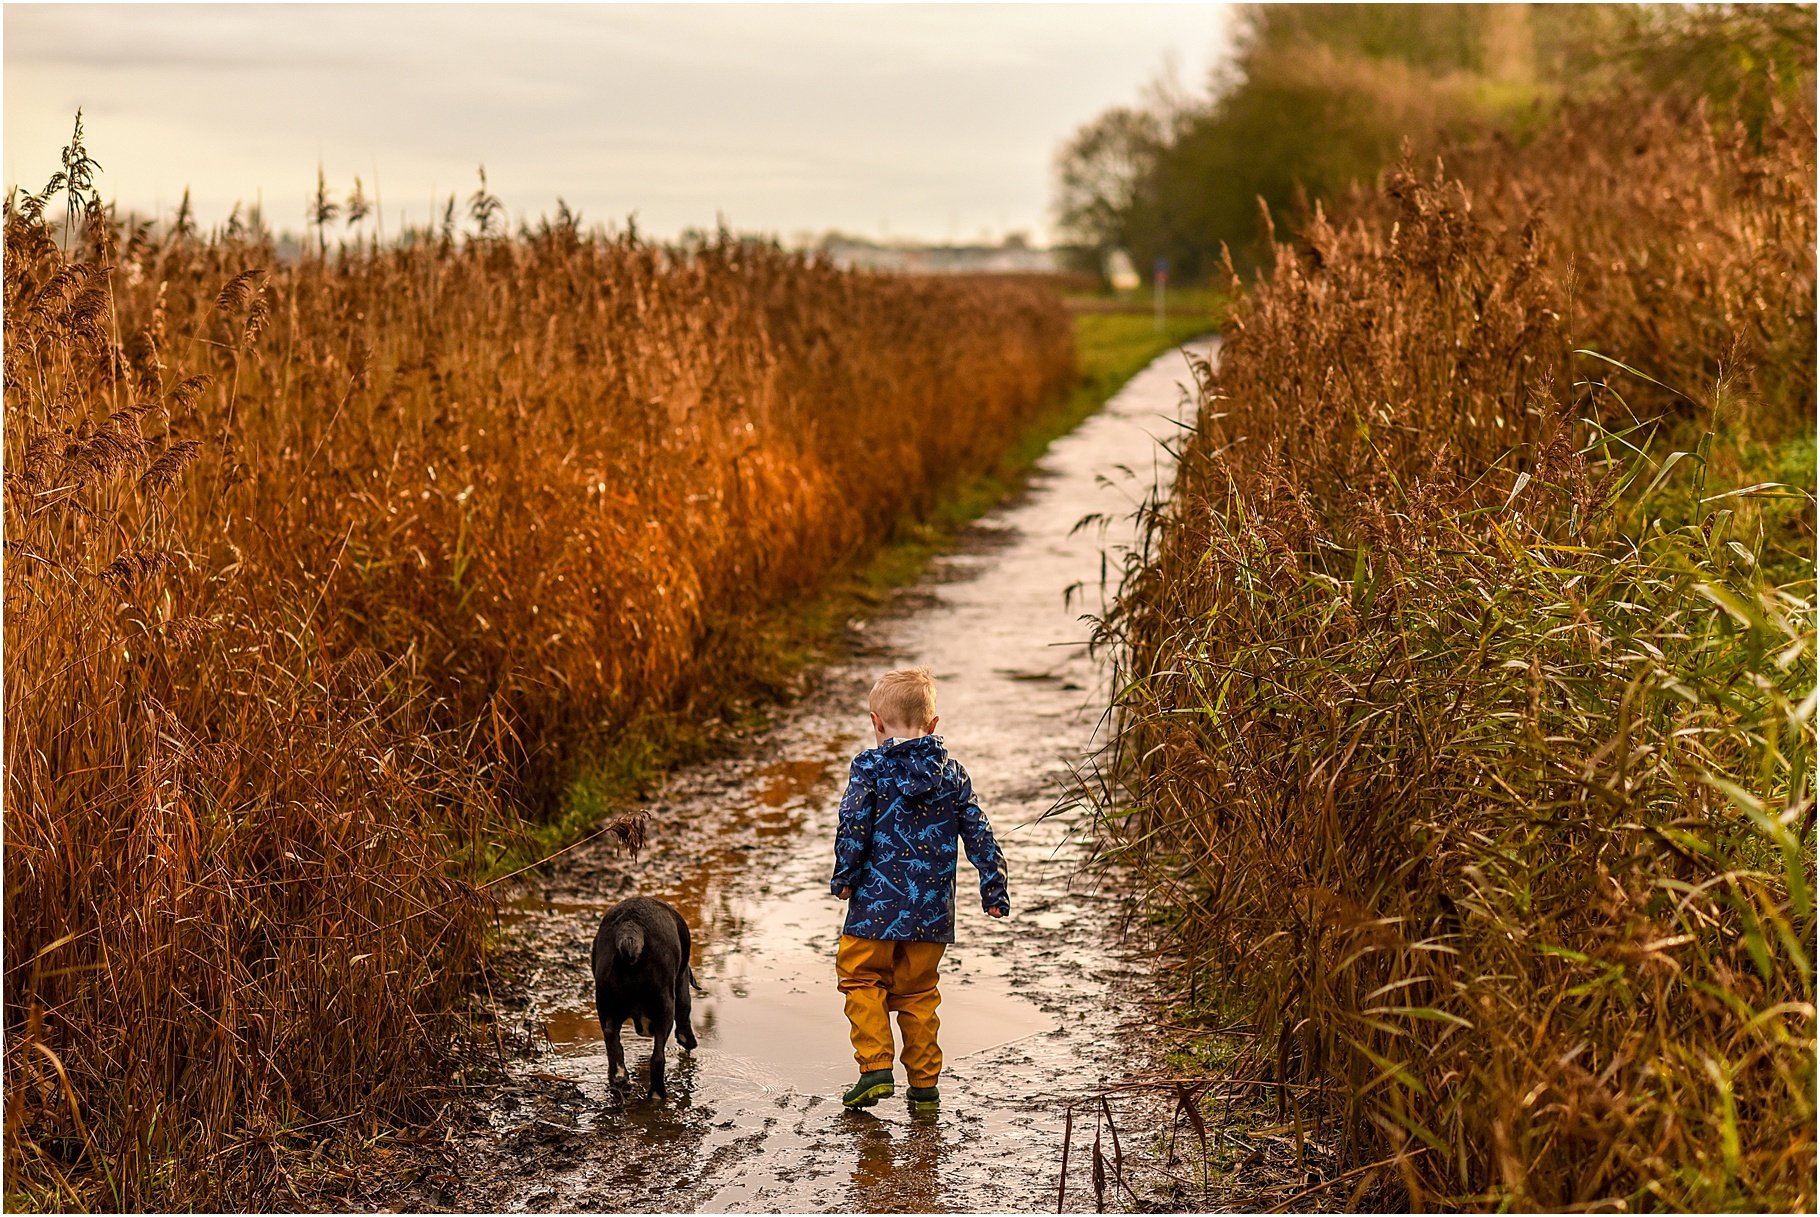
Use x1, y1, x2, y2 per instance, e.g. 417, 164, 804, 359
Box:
590, 896, 701, 1096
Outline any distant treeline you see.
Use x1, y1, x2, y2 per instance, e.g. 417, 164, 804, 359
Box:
1053, 3, 1817, 283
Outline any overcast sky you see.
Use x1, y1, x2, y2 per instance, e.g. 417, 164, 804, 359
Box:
5, 3, 1231, 245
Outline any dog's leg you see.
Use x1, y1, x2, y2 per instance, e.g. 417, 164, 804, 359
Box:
604, 1018, 630, 1092
647, 1007, 674, 1098
597, 978, 631, 1092
675, 970, 698, 1051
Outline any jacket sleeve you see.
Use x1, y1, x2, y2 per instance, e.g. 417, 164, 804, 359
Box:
954, 767, 1010, 913
830, 759, 873, 896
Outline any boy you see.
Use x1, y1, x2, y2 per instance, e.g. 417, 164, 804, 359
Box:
829, 666, 1010, 1111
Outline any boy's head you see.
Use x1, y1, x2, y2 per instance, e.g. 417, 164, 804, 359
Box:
869, 667, 938, 742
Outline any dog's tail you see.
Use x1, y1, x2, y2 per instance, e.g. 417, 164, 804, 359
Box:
687, 965, 706, 994
614, 920, 645, 963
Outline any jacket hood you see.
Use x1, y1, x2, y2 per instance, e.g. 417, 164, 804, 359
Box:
864, 734, 949, 798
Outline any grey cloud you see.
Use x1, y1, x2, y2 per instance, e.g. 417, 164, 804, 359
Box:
5, 3, 1230, 243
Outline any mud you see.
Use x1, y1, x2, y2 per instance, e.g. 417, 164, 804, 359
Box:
426, 344, 1216, 1213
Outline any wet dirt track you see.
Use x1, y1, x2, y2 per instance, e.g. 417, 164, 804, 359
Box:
436, 343, 1216, 1213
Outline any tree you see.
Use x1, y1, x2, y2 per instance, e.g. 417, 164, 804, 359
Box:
1048, 3, 1610, 281
1052, 106, 1168, 277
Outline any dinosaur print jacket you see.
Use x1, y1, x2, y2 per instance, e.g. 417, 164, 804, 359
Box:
829, 735, 1010, 943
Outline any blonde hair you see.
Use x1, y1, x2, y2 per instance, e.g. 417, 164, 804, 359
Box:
869, 666, 937, 731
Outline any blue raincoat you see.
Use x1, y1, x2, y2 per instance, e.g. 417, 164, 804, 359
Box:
829, 735, 1010, 943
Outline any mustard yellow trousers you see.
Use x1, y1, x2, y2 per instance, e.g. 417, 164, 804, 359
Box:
836, 934, 945, 1086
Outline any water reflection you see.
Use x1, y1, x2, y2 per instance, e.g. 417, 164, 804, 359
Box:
752, 756, 834, 808
843, 1107, 955, 1213
544, 1007, 603, 1053
499, 893, 622, 923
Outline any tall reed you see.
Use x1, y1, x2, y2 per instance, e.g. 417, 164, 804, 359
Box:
4, 146, 1073, 1207
1099, 82, 1815, 1209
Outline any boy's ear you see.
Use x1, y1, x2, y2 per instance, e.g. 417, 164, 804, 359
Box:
926, 714, 939, 735
869, 710, 885, 733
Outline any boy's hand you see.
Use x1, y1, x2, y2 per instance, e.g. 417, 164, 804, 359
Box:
837, 887, 852, 900
987, 906, 1007, 918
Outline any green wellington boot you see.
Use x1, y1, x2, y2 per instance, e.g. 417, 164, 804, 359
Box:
841, 1070, 895, 1108
906, 1084, 939, 1111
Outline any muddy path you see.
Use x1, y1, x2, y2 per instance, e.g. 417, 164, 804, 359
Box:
428, 343, 1215, 1213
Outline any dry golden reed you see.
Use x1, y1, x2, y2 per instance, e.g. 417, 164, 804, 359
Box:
3, 161, 1072, 1206
1100, 86, 1815, 1209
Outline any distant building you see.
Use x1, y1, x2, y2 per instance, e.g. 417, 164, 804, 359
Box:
819, 235, 1062, 275
1105, 250, 1141, 292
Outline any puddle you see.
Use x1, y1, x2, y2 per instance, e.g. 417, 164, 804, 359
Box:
432, 344, 1215, 1213
499, 894, 619, 925
542, 1008, 605, 1052
536, 880, 1055, 1094
751, 756, 835, 808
